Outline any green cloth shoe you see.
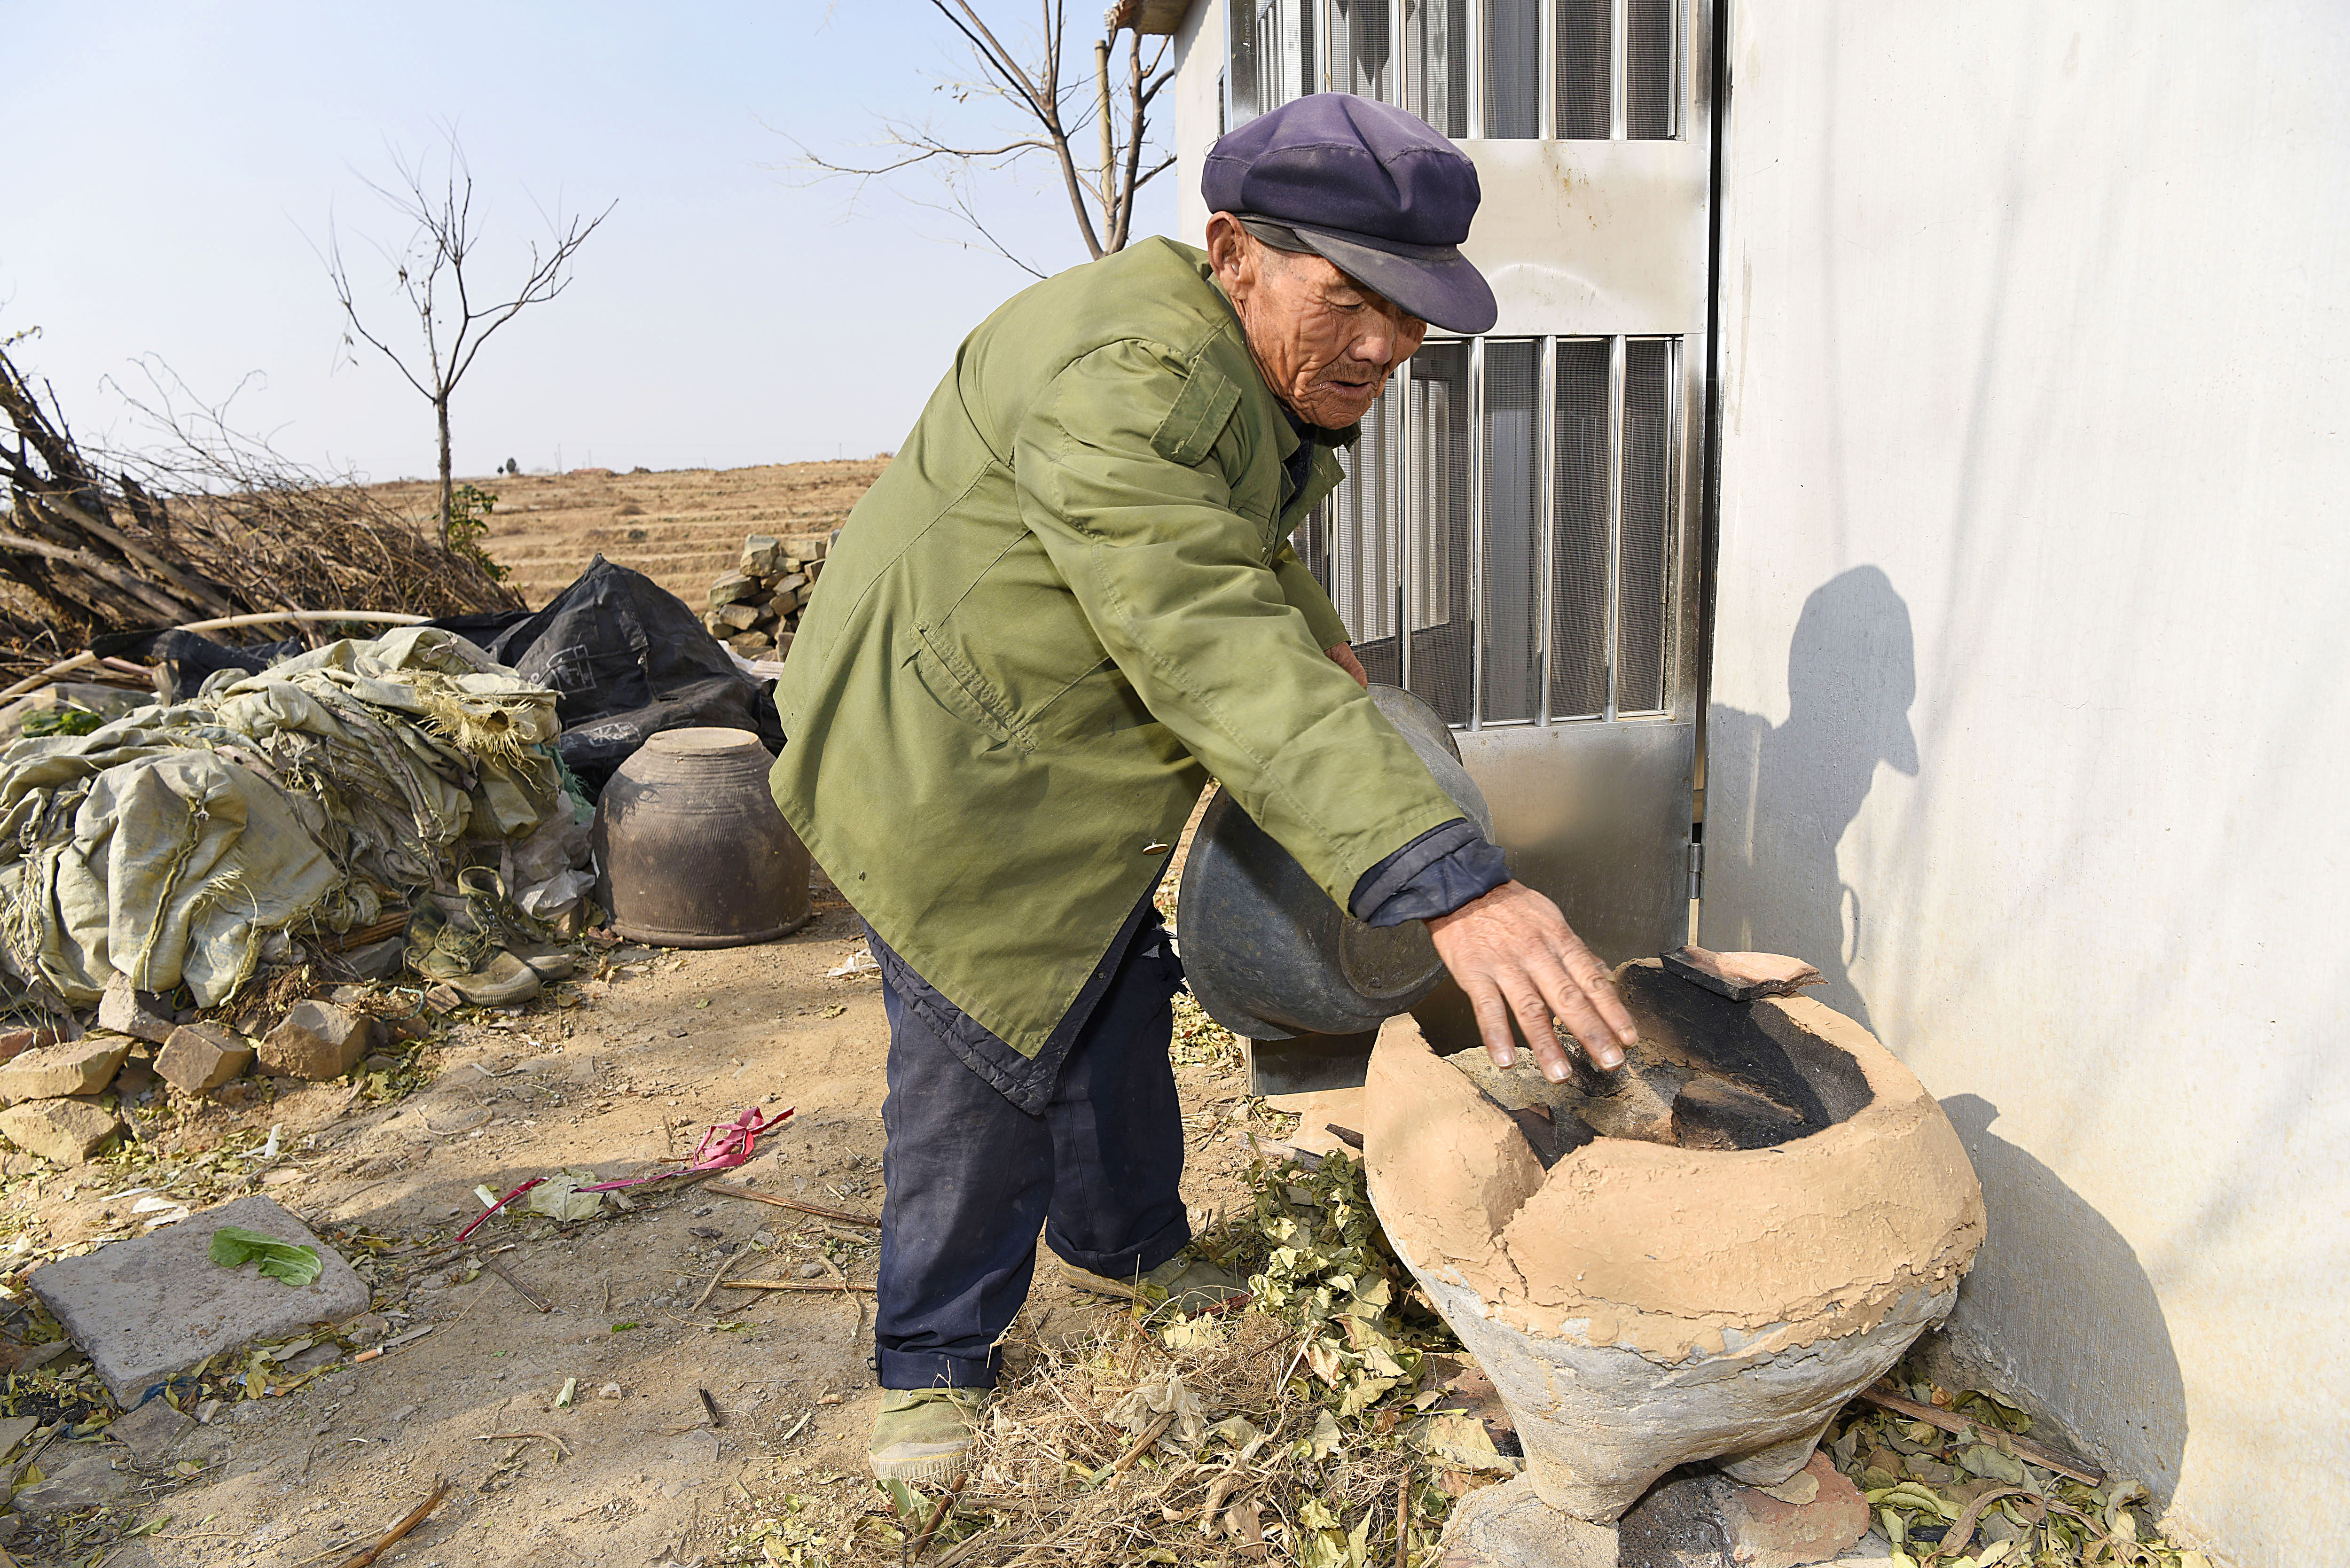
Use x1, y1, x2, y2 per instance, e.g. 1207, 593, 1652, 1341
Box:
1059, 1247, 1249, 1314
868, 1388, 990, 1485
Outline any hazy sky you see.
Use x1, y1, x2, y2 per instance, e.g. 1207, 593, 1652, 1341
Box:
2, 2, 1177, 481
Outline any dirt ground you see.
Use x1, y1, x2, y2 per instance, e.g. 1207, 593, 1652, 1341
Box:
0, 864, 1279, 1568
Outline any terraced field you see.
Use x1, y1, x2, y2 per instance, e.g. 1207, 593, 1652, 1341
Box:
370, 458, 888, 609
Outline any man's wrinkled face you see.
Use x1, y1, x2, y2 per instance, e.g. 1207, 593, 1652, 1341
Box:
1207, 213, 1428, 430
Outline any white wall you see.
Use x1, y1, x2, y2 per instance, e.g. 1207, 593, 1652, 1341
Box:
1170, 0, 1223, 245
1702, 4, 2350, 1562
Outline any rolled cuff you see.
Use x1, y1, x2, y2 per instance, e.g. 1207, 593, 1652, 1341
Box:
1348, 819, 1512, 927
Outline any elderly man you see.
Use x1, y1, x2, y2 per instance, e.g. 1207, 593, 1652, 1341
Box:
769, 94, 1637, 1483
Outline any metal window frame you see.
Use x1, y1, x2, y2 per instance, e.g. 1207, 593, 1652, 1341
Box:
1612, 333, 1683, 716
1297, 330, 1686, 732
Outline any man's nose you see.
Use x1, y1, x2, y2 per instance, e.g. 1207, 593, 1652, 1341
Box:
1349, 319, 1399, 367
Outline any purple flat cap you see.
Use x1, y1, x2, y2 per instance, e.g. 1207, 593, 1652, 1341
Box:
1203, 93, 1496, 334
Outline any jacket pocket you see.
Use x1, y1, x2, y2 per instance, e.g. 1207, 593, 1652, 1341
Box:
910, 624, 1035, 753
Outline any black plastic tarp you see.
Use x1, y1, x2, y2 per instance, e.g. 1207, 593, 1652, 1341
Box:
431, 556, 783, 796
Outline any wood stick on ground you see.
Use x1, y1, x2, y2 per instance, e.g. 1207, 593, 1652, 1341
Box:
907, 1471, 969, 1563
1859, 1387, 2104, 1485
483, 1257, 550, 1312
927, 1527, 999, 1568
331, 1475, 451, 1568
706, 1180, 878, 1227
1108, 1410, 1177, 1480
692, 1248, 743, 1311
474, 1431, 570, 1461
720, 1279, 877, 1294
1395, 1469, 1411, 1568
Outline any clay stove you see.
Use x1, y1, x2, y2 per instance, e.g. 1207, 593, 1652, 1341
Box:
1363, 958, 1985, 1562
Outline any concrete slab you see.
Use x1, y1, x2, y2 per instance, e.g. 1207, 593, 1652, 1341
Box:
27, 1195, 370, 1404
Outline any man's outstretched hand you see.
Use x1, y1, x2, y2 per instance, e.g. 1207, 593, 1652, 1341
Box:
1427, 881, 1639, 1081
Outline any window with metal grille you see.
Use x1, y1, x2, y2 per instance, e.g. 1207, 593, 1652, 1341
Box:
1307, 335, 1680, 728
1224, 0, 1680, 140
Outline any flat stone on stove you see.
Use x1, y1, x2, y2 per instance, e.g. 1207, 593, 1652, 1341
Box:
27, 1195, 369, 1404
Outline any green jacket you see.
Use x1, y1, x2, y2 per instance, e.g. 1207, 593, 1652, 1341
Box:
768, 238, 1463, 1061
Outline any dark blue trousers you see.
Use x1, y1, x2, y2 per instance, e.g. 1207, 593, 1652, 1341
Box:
872, 919, 1191, 1389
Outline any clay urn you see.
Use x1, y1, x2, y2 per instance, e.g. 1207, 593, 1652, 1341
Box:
592, 726, 811, 947
1363, 959, 1985, 1528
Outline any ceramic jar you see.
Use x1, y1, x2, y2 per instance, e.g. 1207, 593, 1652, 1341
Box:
592, 726, 811, 947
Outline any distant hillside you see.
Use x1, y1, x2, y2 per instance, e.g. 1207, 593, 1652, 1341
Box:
367, 459, 888, 609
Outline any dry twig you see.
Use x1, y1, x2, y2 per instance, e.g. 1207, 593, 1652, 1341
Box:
720, 1279, 877, 1295
330, 1475, 451, 1568
1859, 1386, 2103, 1484
708, 1179, 878, 1227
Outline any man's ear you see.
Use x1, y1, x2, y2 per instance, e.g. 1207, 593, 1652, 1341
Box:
1205, 212, 1252, 295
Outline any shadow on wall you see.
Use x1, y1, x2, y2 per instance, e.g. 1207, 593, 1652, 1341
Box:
1701, 564, 1919, 1031
1931, 1095, 2189, 1505
1702, 569, 2188, 1502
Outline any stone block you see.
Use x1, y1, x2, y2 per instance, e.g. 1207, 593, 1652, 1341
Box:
337, 935, 408, 982
27, 1194, 370, 1405
107, 1395, 194, 1466
727, 631, 776, 657
97, 973, 177, 1044
1435, 1476, 1617, 1568
0, 1097, 120, 1165
714, 601, 761, 631
741, 534, 784, 575
705, 570, 759, 608
12, 1451, 129, 1515
1717, 1453, 1870, 1568
0, 1034, 132, 1103
0, 1026, 62, 1065
1612, 1454, 1870, 1568
156, 1024, 255, 1095
258, 1000, 372, 1081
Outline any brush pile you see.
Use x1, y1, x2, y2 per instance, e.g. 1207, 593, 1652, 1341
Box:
701, 533, 828, 660
0, 345, 520, 682
730, 1151, 1515, 1567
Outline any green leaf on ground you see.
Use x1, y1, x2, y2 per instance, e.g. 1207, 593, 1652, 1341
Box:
207, 1227, 322, 1287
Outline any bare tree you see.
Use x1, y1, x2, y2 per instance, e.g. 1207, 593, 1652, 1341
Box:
324, 137, 612, 546
793, 3, 1176, 277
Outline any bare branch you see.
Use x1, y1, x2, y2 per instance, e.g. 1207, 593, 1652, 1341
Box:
783, 2, 1167, 267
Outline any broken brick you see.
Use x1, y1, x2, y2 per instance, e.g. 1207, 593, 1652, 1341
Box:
97, 973, 177, 1044
0, 1097, 120, 1165
155, 1024, 255, 1095
257, 1001, 372, 1081
0, 1033, 132, 1103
